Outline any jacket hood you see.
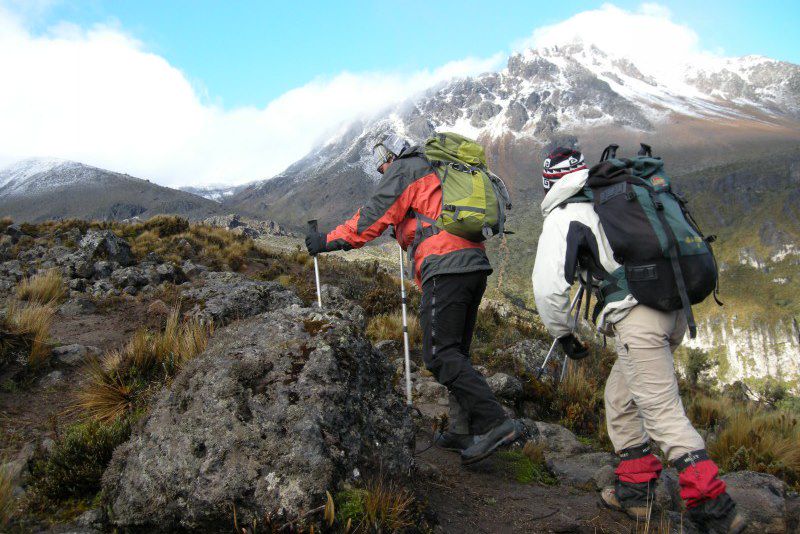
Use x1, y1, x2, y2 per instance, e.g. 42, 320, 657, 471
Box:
540, 168, 589, 217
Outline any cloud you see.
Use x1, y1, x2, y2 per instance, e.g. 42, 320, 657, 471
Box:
517, 3, 722, 83
0, 3, 502, 187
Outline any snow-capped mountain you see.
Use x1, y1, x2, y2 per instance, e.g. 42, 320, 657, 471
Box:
227, 41, 800, 387
228, 41, 800, 225
0, 158, 223, 222
180, 185, 243, 203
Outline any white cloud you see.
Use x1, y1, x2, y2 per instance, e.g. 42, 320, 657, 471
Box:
0, 3, 502, 187
517, 3, 723, 86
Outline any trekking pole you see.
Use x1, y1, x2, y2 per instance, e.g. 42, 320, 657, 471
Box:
307, 220, 323, 309
397, 244, 413, 406
536, 286, 584, 380
560, 284, 585, 382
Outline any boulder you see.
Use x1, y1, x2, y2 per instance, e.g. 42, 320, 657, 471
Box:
110, 266, 149, 290
1, 442, 35, 487
80, 230, 134, 266
375, 339, 402, 360
103, 306, 414, 531
494, 339, 552, 376
181, 271, 302, 325
4, 223, 26, 243
486, 372, 523, 401
59, 297, 97, 316
722, 471, 787, 533
52, 344, 101, 366
547, 452, 619, 489
523, 420, 591, 458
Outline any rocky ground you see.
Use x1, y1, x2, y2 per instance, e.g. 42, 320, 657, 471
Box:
0, 220, 798, 533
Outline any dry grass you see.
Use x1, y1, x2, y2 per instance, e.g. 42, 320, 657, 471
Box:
709, 409, 800, 485
552, 366, 601, 435
73, 354, 133, 423
686, 393, 734, 429
0, 462, 13, 528
335, 477, 415, 533
73, 309, 212, 422
2, 300, 55, 367
0, 216, 12, 233
366, 311, 422, 347
16, 269, 66, 305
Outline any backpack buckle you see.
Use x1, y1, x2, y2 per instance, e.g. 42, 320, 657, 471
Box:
654, 200, 664, 210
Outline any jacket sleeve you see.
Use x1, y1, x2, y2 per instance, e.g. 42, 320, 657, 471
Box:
326, 162, 415, 250
532, 212, 573, 338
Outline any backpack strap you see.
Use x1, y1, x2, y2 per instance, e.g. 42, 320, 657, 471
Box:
406, 211, 440, 278
646, 189, 698, 338
600, 144, 620, 162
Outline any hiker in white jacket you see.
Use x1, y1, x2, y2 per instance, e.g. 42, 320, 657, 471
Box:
532, 147, 744, 534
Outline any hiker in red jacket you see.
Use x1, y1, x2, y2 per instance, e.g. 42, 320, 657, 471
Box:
306, 134, 523, 464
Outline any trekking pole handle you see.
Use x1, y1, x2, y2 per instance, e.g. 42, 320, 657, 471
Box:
307, 219, 322, 308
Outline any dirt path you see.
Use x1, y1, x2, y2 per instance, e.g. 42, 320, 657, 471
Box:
415, 439, 636, 534
0, 297, 157, 458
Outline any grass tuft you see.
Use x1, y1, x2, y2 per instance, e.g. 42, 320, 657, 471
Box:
366, 311, 422, 347
73, 309, 211, 422
335, 478, 415, 533
2, 300, 55, 367
0, 462, 13, 528
16, 269, 67, 305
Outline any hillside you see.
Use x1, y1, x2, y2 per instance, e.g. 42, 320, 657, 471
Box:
0, 158, 223, 222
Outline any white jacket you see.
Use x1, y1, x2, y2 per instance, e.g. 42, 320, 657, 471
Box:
532, 168, 637, 338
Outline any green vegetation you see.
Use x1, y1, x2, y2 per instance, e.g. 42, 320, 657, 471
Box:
497, 442, 557, 485
29, 418, 131, 503
333, 478, 416, 533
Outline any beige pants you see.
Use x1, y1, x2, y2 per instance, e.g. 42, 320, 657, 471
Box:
605, 305, 705, 461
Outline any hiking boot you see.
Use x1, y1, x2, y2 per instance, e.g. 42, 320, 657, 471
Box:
600, 486, 652, 522
687, 494, 747, 534
460, 419, 522, 465
433, 431, 474, 452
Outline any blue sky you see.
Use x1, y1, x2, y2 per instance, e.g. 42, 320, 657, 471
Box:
23, 0, 800, 109
0, 1, 798, 186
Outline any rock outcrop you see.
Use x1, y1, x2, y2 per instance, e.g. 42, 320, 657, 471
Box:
102, 305, 414, 531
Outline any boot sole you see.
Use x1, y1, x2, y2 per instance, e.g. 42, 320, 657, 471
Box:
460, 428, 519, 465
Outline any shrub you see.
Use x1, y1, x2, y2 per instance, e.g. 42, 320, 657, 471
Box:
0, 217, 12, 233
16, 269, 66, 305
366, 311, 422, 347
0, 462, 13, 528
29, 418, 131, 502
686, 393, 733, 430
683, 348, 716, 388
2, 300, 55, 367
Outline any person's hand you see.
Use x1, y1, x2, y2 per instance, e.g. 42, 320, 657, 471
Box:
559, 334, 589, 360
305, 231, 329, 256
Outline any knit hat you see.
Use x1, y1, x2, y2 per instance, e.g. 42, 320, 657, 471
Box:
542, 147, 586, 194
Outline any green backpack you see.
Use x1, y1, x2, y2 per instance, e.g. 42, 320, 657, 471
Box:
586, 143, 720, 338
419, 132, 511, 242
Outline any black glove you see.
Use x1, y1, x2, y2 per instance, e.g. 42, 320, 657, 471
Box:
305, 231, 329, 256
559, 334, 589, 360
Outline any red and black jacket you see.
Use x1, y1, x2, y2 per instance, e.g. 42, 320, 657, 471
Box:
326, 150, 492, 287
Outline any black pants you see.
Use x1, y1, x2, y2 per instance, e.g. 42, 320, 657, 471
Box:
420, 271, 506, 435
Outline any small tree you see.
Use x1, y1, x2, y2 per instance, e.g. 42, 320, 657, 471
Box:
684, 348, 716, 388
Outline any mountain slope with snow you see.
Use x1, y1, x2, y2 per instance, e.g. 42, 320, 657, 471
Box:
0, 158, 223, 222
226, 41, 800, 388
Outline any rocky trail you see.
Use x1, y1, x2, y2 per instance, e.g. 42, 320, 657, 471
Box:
1, 220, 798, 533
